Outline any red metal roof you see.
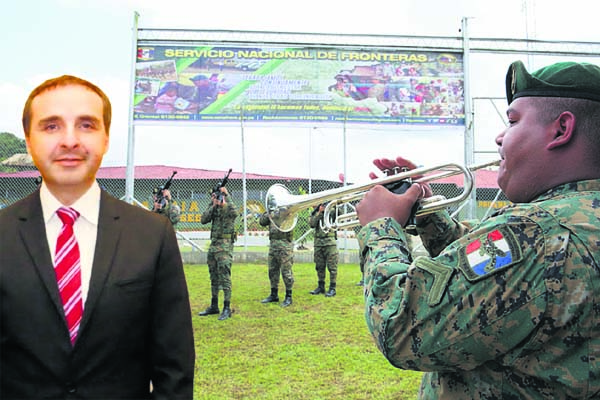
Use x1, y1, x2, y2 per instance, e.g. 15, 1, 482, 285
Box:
0, 165, 303, 181
95, 165, 304, 180
434, 169, 499, 189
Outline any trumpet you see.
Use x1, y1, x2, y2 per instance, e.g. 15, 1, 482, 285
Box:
265, 160, 500, 232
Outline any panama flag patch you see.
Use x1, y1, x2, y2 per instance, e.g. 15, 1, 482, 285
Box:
459, 227, 521, 281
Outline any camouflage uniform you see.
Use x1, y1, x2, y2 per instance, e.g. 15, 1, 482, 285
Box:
201, 195, 238, 307
309, 208, 338, 295
259, 213, 294, 305
152, 196, 181, 226
357, 180, 600, 399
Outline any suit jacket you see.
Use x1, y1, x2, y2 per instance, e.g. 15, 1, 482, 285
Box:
0, 190, 195, 399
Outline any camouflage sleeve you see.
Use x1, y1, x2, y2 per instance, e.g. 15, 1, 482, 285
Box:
415, 211, 479, 257
359, 215, 547, 372
201, 204, 214, 224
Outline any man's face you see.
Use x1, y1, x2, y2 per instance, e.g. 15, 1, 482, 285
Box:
26, 84, 109, 198
495, 97, 550, 203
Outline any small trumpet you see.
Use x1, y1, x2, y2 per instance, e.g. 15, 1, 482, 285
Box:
265, 160, 500, 232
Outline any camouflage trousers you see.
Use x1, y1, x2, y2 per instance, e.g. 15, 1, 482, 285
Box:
313, 244, 338, 284
267, 244, 294, 291
207, 241, 233, 302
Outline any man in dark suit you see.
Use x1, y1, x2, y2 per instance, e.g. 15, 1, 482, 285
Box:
0, 75, 195, 399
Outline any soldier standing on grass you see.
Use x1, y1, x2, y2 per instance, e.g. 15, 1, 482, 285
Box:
198, 186, 238, 321
309, 204, 339, 297
258, 212, 294, 307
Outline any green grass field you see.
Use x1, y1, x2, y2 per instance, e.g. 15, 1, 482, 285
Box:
186, 262, 422, 399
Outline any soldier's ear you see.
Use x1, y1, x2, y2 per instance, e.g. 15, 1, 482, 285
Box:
547, 111, 575, 150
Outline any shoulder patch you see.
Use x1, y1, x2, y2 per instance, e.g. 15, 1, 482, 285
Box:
458, 227, 522, 282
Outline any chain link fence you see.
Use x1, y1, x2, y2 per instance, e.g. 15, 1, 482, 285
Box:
0, 137, 506, 263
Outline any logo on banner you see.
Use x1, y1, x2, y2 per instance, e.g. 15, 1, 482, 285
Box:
137, 47, 155, 61
459, 227, 521, 281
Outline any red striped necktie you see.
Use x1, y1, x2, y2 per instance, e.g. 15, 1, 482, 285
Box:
55, 207, 83, 346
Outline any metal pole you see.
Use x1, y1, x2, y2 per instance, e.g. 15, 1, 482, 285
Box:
124, 11, 139, 204
309, 127, 314, 194
342, 110, 348, 252
462, 16, 476, 219
523, 0, 535, 69
240, 106, 248, 251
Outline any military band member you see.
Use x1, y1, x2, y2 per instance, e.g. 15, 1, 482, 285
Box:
356, 60, 600, 398
309, 204, 339, 297
259, 212, 295, 307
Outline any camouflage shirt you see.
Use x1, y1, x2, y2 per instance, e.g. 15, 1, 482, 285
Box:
309, 210, 336, 247
201, 197, 238, 250
357, 180, 600, 399
259, 212, 293, 250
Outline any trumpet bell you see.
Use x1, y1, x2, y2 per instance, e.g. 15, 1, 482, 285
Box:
265, 184, 298, 232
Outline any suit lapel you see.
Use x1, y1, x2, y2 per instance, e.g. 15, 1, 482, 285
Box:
79, 191, 123, 334
17, 191, 65, 317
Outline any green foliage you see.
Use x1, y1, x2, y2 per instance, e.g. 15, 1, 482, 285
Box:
0, 132, 27, 161
187, 263, 422, 399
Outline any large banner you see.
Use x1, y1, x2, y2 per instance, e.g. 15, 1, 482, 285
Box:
134, 44, 464, 125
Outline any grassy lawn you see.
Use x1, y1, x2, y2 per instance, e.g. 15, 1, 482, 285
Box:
186, 262, 422, 399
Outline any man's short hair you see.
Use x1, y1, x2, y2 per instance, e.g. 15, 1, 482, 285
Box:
22, 75, 112, 137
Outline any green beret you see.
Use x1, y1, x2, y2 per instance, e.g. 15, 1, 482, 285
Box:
505, 60, 600, 104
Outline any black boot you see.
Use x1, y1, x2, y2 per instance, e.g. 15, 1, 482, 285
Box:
261, 288, 279, 303
218, 301, 232, 321
356, 279, 364, 287
325, 284, 337, 297
310, 281, 325, 295
281, 290, 292, 307
198, 297, 219, 316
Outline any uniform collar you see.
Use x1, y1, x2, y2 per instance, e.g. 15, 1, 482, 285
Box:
534, 179, 600, 202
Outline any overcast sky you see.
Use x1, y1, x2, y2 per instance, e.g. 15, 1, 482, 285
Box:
2, 0, 599, 180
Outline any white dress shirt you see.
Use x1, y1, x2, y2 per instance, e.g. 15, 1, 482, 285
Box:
40, 181, 101, 307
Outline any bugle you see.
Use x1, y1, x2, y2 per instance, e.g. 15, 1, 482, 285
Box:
265, 160, 500, 232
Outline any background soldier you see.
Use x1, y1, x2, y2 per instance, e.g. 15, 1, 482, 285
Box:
259, 212, 295, 307
309, 204, 339, 297
151, 188, 181, 226
198, 187, 238, 321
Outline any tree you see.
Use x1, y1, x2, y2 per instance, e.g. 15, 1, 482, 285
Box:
0, 132, 27, 161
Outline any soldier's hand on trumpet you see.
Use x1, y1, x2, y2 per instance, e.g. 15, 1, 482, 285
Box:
356, 156, 432, 228
370, 156, 433, 198
357, 181, 427, 227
